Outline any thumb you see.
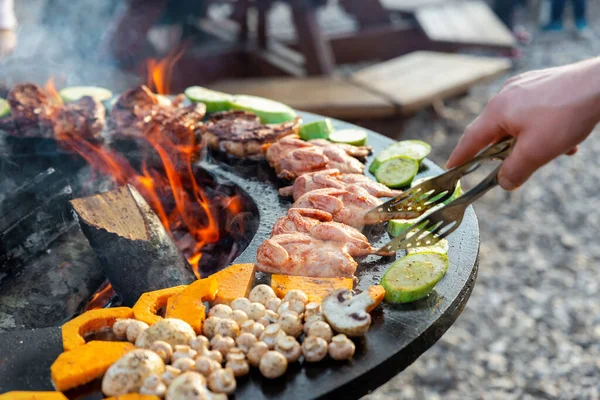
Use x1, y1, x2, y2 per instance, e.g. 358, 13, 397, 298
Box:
497, 136, 545, 190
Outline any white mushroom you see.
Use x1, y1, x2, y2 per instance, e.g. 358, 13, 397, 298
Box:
302, 336, 328, 362
165, 371, 207, 400
202, 317, 222, 339
259, 324, 285, 350
283, 290, 309, 306
150, 340, 173, 363
248, 284, 277, 305
189, 335, 209, 354
112, 318, 134, 339
303, 315, 326, 334
140, 374, 167, 398
277, 301, 290, 315
210, 334, 236, 356
304, 302, 321, 320
240, 320, 265, 338
203, 349, 224, 364
288, 300, 306, 315
225, 348, 249, 377
126, 320, 149, 343
172, 345, 198, 362
307, 321, 333, 342
172, 357, 196, 372
246, 302, 266, 321
230, 309, 249, 326
136, 319, 196, 348
274, 335, 302, 363
214, 318, 240, 338
265, 297, 282, 312
257, 310, 279, 327
247, 341, 269, 367
102, 349, 165, 396
321, 289, 374, 337
207, 368, 237, 395
259, 351, 288, 379
328, 334, 356, 360
278, 311, 303, 337
235, 332, 257, 353
208, 304, 233, 319
230, 297, 252, 314
161, 366, 182, 386
195, 356, 221, 377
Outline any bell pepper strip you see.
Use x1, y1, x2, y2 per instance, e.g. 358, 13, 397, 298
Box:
61, 307, 133, 351
165, 277, 219, 334
132, 286, 187, 326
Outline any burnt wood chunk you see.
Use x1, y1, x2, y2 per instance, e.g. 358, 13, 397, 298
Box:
0, 168, 74, 278
70, 184, 196, 306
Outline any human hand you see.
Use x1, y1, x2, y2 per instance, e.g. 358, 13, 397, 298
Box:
446, 58, 600, 190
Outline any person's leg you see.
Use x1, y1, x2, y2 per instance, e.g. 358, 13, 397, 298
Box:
0, 0, 16, 58
544, 0, 568, 30
494, 0, 517, 30
572, 0, 588, 30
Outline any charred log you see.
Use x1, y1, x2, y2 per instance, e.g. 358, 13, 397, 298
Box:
70, 184, 196, 306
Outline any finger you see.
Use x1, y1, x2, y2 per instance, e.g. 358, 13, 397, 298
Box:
566, 145, 579, 156
497, 136, 546, 190
446, 112, 506, 169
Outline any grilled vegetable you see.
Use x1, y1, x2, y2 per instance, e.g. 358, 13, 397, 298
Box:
184, 86, 233, 113
381, 252, 449, 303
59, 86, 113, 103
299, 119, 334, 140
132, 286, 187, 325
329, 129, 368, 146
369, 140, 431, 173
406, 238, 449, 255
271, 275, 353, 303
165, 277, 219, 334
229, 95, 297, 124
210, 263, 256, 305
61, 307, 133, 351
387, 203, 444, 237
375, 156, 419, 188
0, 98, 10, 118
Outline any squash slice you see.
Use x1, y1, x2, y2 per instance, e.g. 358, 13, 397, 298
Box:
0, 392, 67, 400
271, 275, 354, 303
209, 263, 255, 305
61, 307, 133, 351
132, 286, 187, 325
104, 395, 160, 400
165, 277, 219, 333
51, 341, 135, 391
366, 285, 386, 312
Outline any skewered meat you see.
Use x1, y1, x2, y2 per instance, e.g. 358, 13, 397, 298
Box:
0, 83, 106, 141
108, 85, 205, 143
278, 168, 402, 200
264, 135, 371, 180
200, 110, 300, 159
256, 233, 358, 278
271, 208, 375, 256
291, 186, 381, 228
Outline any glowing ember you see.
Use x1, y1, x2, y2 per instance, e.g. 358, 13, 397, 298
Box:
49, 49, 241, 309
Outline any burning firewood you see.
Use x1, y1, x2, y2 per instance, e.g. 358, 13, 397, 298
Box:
0, 83, 106, 141
70, 184, 196, 306
200, 110, 301, 159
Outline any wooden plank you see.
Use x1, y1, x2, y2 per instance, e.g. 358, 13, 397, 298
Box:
352, 51, 511, 115
208, 77, 396, 119
416, 1, 516, 48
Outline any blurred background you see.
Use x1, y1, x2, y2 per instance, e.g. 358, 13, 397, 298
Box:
1, 0, 599, 398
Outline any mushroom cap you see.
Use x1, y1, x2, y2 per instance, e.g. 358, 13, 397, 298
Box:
322, 289, 373, 337
236, 332, 258, 353
247, 302, 267, 320
210, 334, 236, 356
265, 297, 282, 312
172, 357, 196, 372
136, 318, 196, 348
283, 290, 309, 305
307, 320, 333, 342
166, 371, 208, 400
214, 318, 240, 338
247, 341, 270, 367
301, 336, 328, 362
259, 351, 288, 379
149, 340, 173, 362
126, 320, 149, 342
102, 349, 165, 396
231, 309, 249, 326
249, 284, 277, 305
328, 334, 356, 360
274, 335, 302, 363
208, 368, 237, 394
209, 304, 233, 319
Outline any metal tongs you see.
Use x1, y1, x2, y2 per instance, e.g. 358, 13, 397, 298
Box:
366, 137, 516, 254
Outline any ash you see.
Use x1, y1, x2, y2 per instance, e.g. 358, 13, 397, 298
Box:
364, 7, 600, 400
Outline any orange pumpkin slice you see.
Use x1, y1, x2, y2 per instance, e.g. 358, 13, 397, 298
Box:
61, 307, 133, 351
165, 277, 219, 334
271, 275, 354, 303
132, 285, 187, 325
0, 392, 68, 400
366, 285, 385, 312
51, 341, 135, 392
209, 263, 256, 305
104, 395, 160, 400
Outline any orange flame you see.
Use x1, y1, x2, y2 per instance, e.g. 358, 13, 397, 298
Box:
44, 77, 63, 105
146, 46, 186, 95
85, 281, 115, 311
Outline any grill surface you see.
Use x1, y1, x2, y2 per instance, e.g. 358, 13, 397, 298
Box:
0, 112, 480, 399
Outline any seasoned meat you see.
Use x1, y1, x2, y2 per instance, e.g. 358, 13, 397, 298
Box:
264, 135, 370, 180
54, 96, 106, 142
0, 83, 56, 138
256, 232, 358, 278
278, 168, 402, 200
200, 110, 300, 159
271, 208, 375, 257
291, 186, 382, 228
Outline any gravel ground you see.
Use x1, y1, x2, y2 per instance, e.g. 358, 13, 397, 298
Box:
363, 6, 600, 400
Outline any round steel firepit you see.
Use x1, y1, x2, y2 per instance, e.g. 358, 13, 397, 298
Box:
0, 113, 479, 399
